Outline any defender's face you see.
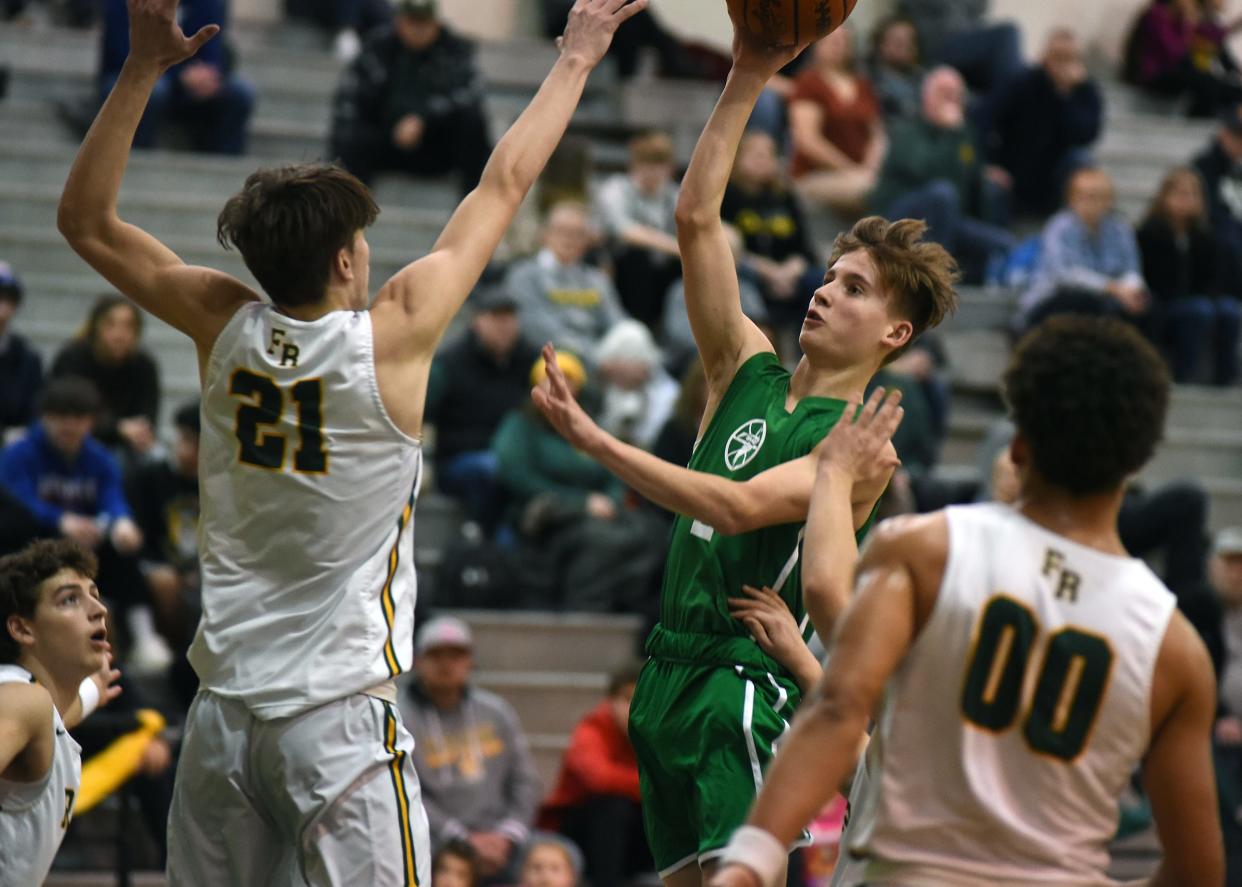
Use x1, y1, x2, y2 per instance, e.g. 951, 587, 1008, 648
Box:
13, 569, 109, 677
799, 250, 898, 368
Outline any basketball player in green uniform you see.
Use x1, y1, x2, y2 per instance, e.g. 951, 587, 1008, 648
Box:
531, 25, 959, 887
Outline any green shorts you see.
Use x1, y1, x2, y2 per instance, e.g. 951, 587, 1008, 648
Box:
627, 625, 804, 876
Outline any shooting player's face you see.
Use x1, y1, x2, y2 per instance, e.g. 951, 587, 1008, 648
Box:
800, 250, 896, 369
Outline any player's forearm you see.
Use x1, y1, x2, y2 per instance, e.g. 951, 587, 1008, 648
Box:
801, 465, 858, 643
786, 645, 823, 696
587, 431, 761, 535
675, 68, 769, 227
59, 59, 162, 237
745, 687, 866, 845
477, 54, 592, 202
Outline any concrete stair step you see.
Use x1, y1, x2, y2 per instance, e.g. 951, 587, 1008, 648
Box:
472, 670, 607, 737
446, 609, 643, 674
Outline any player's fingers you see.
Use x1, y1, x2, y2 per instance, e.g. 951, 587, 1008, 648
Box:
858, 386, 888, 426
187, 23, 220, 52
611, 0, 650, 24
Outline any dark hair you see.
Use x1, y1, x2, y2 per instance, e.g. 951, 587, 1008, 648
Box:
1143, 166, 1209, 231
870, 14, 921, 65
39, 376, 102, 417
174, 400, 202, 435
827, 217, 959, 364
217, 164, 379, 308
433, 839, 479, 887
1004, 316, 1169, 496
608, 662, 643, 697
82, 294, 141, 349
0, 540, 98, 664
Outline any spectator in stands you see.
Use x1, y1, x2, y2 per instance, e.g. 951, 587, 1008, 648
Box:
988, 29, 1103, 219
330, 0, 492, 192
99, 0, 254, 154
866, 15, 926, 121
1019, 168, 1149, 329
51, 295, 160, 461
0, 262, 42, 443
0, 378, 171, 673
494, 353, 664, 614
594, 320, 677, 452
650, 361, 708, 474
125, 401, 201, 702
401, 616, 543, 880
507, 202, 627, 361
433, 839, 481, 887
894, 0, 1023, 116
427, 277, 541, 532
1194, 104, 1242, 296
1130, 0, 1242, 117
869, 341, 948, 477
519, 834, 583, 887
283, 0, 392, 62
870, 67, 1014, 283
594, 132, 681, 330
789, 26, 885, 218
1139, 166, 1240, 385
720, 132, 817, 341
541, 663, 650, 887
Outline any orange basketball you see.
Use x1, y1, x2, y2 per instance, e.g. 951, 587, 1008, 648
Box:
726, 0, 860, 46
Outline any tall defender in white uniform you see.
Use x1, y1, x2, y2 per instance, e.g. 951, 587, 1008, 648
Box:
0, 541, 117, 887
57, 0, 648, 883
714, 317, 1224, 887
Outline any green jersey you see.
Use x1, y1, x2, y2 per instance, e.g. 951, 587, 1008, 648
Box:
657, 351, 873, 640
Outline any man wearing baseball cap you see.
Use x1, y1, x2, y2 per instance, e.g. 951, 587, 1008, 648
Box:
329, 0, 492, 192
400, 616, 542, 881
0, 262, 43, 443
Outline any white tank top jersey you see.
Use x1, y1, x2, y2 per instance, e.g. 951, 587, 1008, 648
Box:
843, 503, 1177, 887
0, 665, 82, 887
191, 303, 423, 719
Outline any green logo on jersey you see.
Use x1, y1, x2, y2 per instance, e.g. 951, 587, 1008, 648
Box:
724, 419, 767, 471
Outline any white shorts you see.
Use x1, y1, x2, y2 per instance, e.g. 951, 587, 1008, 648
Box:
167, 689, 430, 887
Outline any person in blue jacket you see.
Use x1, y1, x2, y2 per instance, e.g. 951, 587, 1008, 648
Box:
99, 0, 255, 154
0, 377, 170, 671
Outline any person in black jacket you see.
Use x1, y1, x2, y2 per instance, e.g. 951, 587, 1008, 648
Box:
0, 263, 42, 443
329, 0, 491, 191
426, 277, 540, 531
51, 294, 160, 460
1138, 166, 1240, 385
1194, 106, 1242, 297
988, 29, 1103, 218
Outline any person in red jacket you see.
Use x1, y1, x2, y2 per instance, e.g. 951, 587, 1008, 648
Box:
541, 663, 650, 887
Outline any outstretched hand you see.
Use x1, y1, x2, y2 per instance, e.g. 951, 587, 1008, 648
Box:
126, 0, 219, 71
559, 0, 650, 69
817, 386, 903, 485
90, 659, 124, 713
530, 343, 604, 453
731, 21, 810, 79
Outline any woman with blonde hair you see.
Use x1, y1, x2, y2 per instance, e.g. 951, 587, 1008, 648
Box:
1137, 166, 1240, 384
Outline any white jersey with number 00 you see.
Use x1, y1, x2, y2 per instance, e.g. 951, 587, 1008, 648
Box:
191, 303, 422, 720
0, 665, 81, 887
843, 502, 1176, 887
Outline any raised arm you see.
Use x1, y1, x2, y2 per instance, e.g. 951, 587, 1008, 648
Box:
371, 0, 647, 355
57, 0, 257, 354
531, 345, 898, 537
676, 32, 805, 393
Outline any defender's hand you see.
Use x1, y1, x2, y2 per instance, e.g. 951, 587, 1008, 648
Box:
730, 585, 805, 665
558, 0, 650, 68
817, 387, 903, 484
126, 0, 220, 72
531, 343, 605, 454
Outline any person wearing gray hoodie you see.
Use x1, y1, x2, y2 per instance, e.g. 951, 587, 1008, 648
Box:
400, 616, 543, 882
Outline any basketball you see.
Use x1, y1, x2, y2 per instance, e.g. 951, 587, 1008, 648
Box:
726, 0, 860, 46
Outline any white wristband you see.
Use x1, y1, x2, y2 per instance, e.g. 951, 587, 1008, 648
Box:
720, 826, 787, 887
78, 677, 101, 719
